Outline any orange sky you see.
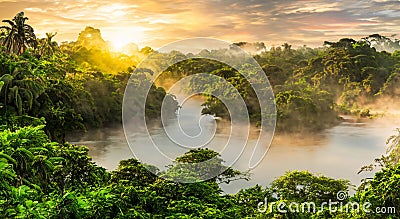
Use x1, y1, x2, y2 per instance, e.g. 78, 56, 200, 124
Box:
0, 0, 399, 49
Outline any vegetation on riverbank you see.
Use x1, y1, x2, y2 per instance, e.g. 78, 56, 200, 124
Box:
158, 37, 400, 132
0, 125, 399, 218
0, 12, 399, 218
0, 12, 177, 143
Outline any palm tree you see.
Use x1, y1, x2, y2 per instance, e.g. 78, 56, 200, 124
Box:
0, 12, 37, 55
37, 32, 59, 57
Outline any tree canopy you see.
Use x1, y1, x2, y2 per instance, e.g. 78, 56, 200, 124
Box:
0, 12, 399, 218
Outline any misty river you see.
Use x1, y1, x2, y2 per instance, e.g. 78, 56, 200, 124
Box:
67, 95, 400, 194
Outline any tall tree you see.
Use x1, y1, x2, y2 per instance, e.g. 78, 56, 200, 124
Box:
0, 12, 37, 55
37, 32, 59, 57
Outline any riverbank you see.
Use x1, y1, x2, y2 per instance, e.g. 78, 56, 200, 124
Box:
67, 108, 400, 195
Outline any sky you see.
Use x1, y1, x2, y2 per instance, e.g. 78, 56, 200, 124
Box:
0, 0, 399, 50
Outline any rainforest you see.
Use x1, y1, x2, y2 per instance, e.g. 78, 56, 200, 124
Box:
0, 11, 399, 218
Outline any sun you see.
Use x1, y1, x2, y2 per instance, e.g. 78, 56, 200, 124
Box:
106, 28, 146, 53
111, 37, 131, 52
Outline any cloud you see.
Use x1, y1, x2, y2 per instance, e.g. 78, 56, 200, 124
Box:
0, 0, 399, 48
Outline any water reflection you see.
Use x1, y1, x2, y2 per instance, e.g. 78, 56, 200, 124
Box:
67, 97, 400, 194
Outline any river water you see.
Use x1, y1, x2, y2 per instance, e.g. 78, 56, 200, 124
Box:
67, 96, 399, 194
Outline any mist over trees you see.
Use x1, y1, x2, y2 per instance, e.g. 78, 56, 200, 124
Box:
156, 35, 400, 132
0, 12, 399, 218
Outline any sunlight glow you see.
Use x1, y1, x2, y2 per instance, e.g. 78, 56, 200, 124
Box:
97, 3, 138, 19
111, 37, 130, 52
107, 28, 146, 52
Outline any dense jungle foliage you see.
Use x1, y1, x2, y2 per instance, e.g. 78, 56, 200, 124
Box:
158, 38, 400, 132
0, 12, 399, 218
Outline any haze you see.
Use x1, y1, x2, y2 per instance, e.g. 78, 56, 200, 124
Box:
0, 0, 399, 49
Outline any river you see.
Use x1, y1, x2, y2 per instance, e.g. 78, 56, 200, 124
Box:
67, 96, 400, 194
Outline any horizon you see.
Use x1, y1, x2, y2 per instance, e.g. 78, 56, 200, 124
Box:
0, 0, 399, 50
